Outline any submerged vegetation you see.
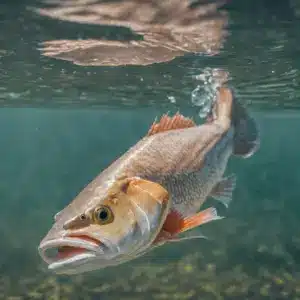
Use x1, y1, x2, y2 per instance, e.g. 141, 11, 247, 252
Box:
3, 249, 300, 300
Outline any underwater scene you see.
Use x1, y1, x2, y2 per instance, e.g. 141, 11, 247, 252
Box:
1, 0, 300, 299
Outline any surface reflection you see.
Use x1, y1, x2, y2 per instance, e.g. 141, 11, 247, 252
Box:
0, 0, 298, 110
32, 0, 228, 66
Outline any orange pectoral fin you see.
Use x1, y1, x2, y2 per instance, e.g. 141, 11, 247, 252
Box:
161, 207, 223, 236
153, 207, 223, 245
179, 207, 223, 234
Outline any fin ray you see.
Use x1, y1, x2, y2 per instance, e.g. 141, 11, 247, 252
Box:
180, 207, 224, 233
153, 207, 223, 245
162, 207, 223, 236
210, 174, 236, 208
147, 112, 196, 136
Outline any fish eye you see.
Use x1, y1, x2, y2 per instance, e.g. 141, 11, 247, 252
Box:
93, 205, 114, 225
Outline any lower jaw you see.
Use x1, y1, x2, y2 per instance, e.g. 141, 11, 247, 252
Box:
48, 252, 97, 274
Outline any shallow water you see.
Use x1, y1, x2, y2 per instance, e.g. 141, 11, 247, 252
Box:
1, 0, 300, 299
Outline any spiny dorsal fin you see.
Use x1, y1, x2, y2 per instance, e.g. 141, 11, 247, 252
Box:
147, 112, 196, 136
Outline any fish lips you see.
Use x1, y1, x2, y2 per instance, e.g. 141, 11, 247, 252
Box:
38, 235, 105, 273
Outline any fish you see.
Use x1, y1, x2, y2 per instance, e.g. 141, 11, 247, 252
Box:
38, 86, 259, 274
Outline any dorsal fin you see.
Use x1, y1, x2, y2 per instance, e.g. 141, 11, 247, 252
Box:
147, 112, 196, 136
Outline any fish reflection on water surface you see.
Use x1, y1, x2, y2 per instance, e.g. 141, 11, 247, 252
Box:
32, 0, 228, 66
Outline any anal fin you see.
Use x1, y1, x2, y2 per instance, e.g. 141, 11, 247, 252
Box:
210, 174, 236, 208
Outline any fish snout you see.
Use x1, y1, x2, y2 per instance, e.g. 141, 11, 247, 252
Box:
38, 229, 104, 267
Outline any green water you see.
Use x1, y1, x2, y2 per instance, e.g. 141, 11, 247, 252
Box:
1, 0, 300, 299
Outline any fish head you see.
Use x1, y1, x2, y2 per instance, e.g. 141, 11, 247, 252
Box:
38, 176, 170, 274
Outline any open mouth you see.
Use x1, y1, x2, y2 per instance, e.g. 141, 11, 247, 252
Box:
38, 234, 102, 268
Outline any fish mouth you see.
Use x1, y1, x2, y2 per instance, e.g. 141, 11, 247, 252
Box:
38, 234, 103, 271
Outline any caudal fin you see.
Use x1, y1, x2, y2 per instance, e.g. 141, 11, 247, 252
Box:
207, 86, 259, 157
208, 86, 260, 157
230, 88, 260, 157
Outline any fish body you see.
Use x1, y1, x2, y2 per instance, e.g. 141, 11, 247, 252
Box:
38, 87, 259, 274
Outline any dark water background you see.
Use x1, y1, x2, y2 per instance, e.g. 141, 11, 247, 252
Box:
1, 0, 300, 299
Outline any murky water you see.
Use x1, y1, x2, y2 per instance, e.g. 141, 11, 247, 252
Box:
1, 0, 300, 299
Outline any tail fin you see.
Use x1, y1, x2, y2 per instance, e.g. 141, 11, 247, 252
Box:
207, 86, 260, 158
230, 88, 260, 158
